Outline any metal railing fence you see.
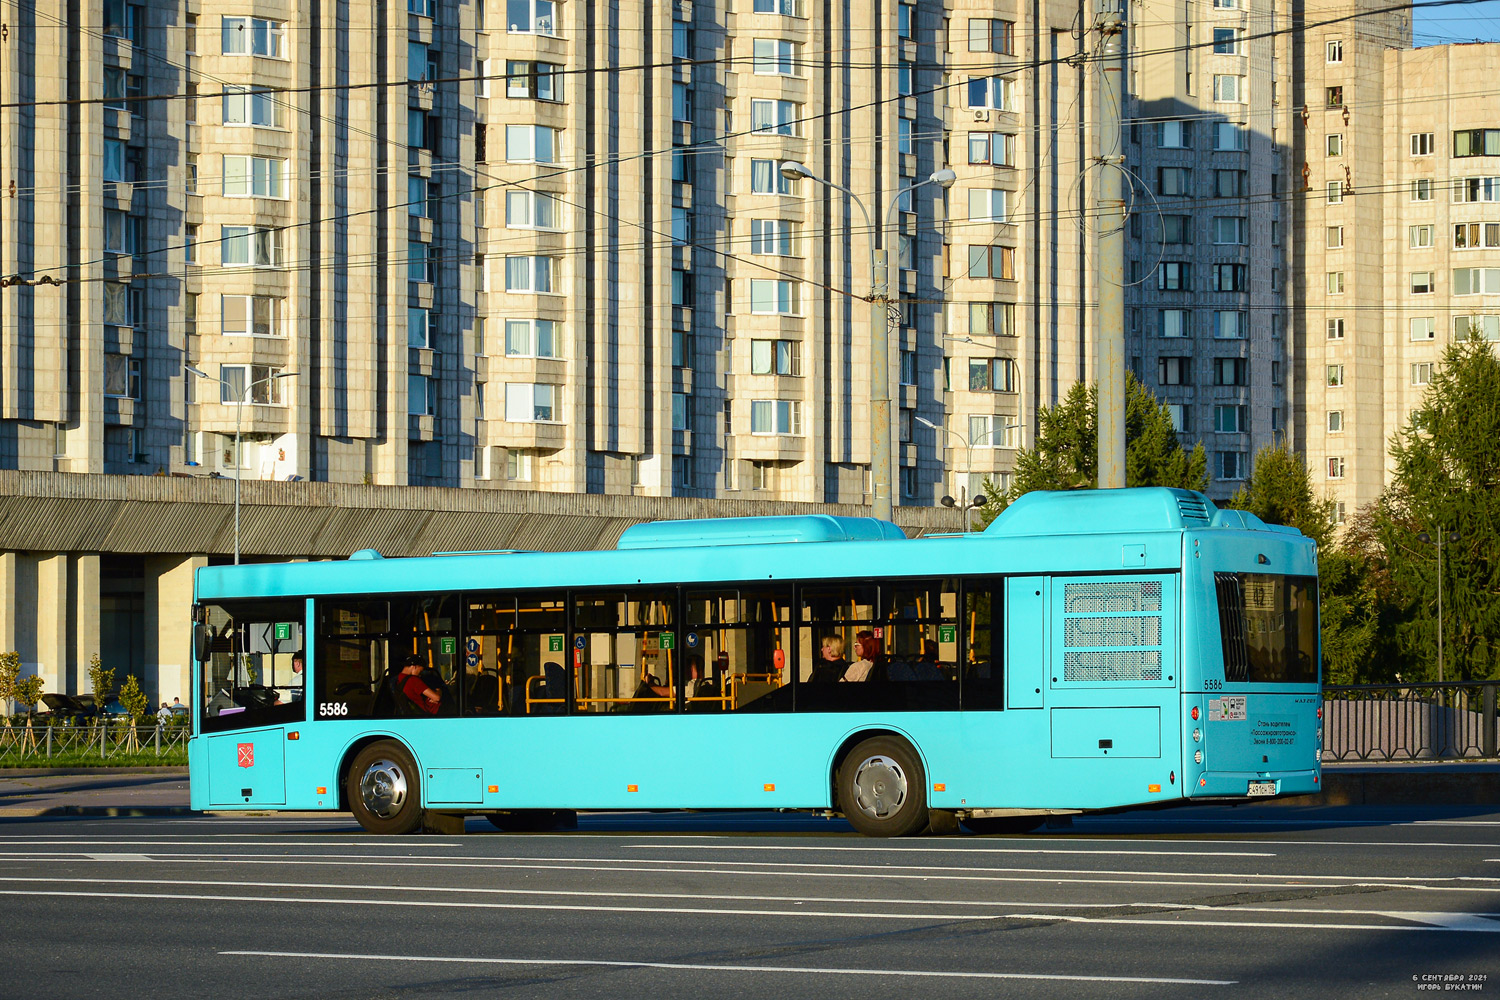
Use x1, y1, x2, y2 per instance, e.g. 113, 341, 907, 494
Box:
1322, 682, 1499, 762
0, 718, 190, 763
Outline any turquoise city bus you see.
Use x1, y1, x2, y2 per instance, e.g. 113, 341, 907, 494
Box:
187, 487, 1324, 835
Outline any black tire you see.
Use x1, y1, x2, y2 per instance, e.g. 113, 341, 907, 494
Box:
347, 741, 423, 835
485, 809, 578, 832
837, 736, 928, 837
962, 815, 1046, 835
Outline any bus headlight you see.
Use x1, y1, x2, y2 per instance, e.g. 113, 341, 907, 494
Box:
1193, 728, 1202, 743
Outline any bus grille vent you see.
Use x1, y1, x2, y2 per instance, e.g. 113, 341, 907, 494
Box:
1063, 580, 1161, 614
1214, 572, 1251, 683
1065, 616, 1161, 648
1063, 650, 1163, 683
1176, 496, 1211, 524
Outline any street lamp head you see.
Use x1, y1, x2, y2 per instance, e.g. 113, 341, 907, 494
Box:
779, 160, 814, 181
928, 168, 958, 189
940, 495, 957, 509
274, 372, 299, 379
1418, 532, 1432, 544
184, 364, 209, 379
970, 494, 989, 508
914, 415, 939, 431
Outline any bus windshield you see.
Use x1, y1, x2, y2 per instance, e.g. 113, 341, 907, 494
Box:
1214, 573, 1318, 684
199, 600, 307, 732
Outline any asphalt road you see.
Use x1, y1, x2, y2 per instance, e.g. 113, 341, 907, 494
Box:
1, 805, 1497, 999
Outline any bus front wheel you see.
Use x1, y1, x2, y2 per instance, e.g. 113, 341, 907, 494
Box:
837, 736, 928, 837
348, 741, 424, 835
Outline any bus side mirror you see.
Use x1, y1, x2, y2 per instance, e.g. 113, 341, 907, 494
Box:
193, 624, 212, 663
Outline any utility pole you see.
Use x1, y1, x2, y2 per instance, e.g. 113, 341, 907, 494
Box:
1096, 0, 1127, 489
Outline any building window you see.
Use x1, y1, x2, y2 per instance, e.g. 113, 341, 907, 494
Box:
967, 18, 1014, 54
898, 3, 913, 38
750, 219, 799, 256
968, 132, 1015, 166
967, 414, 1018, 448
1411, 178, 1433, 201
672, 392, 691, 432
1327, 364, 1345, 387
1326, 133, 1343, 157
967, 357, 1017, 392
1327, 410, 1343, 433
968, 189, 1007, 223
750, 399, 801, 435
750, 99, 801, 135
1411, 362, 1434, 385
1214, 217, 1247, 245
1213, 263, 1245, 292
407, 307, 430, 349
408, 374, 435, 416
506, 0, 557, 35
1158, 262, 1190, 290
1327, 318, 1345, 340
504, 382, 558, 422
504, 319, 560, 358
672, 83, 693, 122
1453, 128, 1500, 157
500, 255, 554, 293
1157, 356, 1190, 385
1156, 121, 1192, 148
1213, 122, 1246, 151
1411, 132, 1435, 156
750, 339, 802, 376
1326, 39, 1343, 63
966, 76, 1014, 111
221, 295, 283, 337
221, 16, 285, 57
1213, 311, 1246, 339
506, 61, 562, 101
505, 190, 561, 230
1325, 86, 1343, 108
967, 246, 1015, 280
222, 155, 286, 198
1213, 357, 1248, 386
752, 0, 806, 16
897, 118, 913, 154
899, 350, 918, 385
1452, 176, 1500, 203
1212, 27, 1239, 54
506, 450, 534, 481
1327, 181, 1343, 204
1214, 169, 1245, 198
1323, 225, 1344, 250
1455, 222, 1500, 249
970, 302, 1015, 337
1409, 224, 1434, 249
1411, 272, 1435, 295
1326, 271, 1345, 295
221, 226, 282, 267
223, 87, 283, 128
1166, 404, 1187, 432
1213, 404, 1247, 433
671, 270, 693, 307
671, 206, 691, 245
1212, 75, 1244, 103
1453, 267, 1500, 295
1217, 451, 1246, 481
1157, 167, 1191, 196
220, 364, 287, 405
1327, 456, 1346, 479
1409, 317, 1436, 341
103, 355, 142, 399
750, 159, 798, 195
1454, 314, 1500, 340
749, 279, 800, 314
673, 21, 691, 58
1159, 309, 1189, 338
504, 124, 559, 163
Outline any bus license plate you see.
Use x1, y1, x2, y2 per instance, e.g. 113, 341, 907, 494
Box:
1247, 780, 1277, 796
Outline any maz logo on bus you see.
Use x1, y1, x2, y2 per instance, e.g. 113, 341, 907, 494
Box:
318, 703, 350, 717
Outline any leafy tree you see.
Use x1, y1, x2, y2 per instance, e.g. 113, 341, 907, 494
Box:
979, 373, 1208, 525
1223, 444, 1391, 684
87, 654, 115, 711
1365, 341, 1500, 681
0, 651, 19, 717
12, 673, 43, 717
118, 674, 151, 721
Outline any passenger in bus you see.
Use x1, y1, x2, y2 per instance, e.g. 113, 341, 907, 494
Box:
810, 635, 849, 683
683, 654, 706, 699
396, 655, 446, 715
842, 630, 884, 682
630, 670, 672, 711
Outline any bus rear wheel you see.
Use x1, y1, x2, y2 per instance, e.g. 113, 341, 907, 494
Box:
348, 741, 423, 835
837, 736, 928, 837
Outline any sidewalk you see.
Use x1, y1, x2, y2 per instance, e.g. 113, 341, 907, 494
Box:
0, 761, 1495, 818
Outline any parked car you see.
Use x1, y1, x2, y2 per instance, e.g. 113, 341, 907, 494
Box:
75, 695, 131, 719
36, 693, 95, 723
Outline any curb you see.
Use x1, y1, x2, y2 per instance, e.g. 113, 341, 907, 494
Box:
1318, 769, 1500, 807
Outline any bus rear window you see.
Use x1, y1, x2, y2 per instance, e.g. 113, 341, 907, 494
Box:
1213, 573, 1318, 685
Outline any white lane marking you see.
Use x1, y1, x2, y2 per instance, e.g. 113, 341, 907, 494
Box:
0, 858, 1484, 895
219, 949, 1237, 986
1006, 912, 1500, 933
623, 844, 1275, 858
0, 852, 1491, 892
0, 840, 458, 848
0, 875, 1120, 909
1378, 911, 1500, 931
0, 888, 1013, 921
85, 853, 151, 862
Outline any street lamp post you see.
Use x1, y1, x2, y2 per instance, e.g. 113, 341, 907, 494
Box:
1417, 527, 1461, 682
779, 161, 956, 522
186, 364, 297, 564
914, 414, 1008, 533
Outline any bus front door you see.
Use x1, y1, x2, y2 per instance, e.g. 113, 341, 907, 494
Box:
204, 729, 287, 807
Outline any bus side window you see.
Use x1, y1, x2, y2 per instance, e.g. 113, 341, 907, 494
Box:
963, 580, 1004, 709
316, 600, 388, 719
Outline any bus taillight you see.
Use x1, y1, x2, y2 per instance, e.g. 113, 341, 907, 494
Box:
1190, 705, 1199, 721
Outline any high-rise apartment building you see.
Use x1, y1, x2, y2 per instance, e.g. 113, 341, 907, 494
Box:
1, 0, 1301, 508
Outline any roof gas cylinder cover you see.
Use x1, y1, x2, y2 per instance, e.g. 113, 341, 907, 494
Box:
617, 515, 908, 550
